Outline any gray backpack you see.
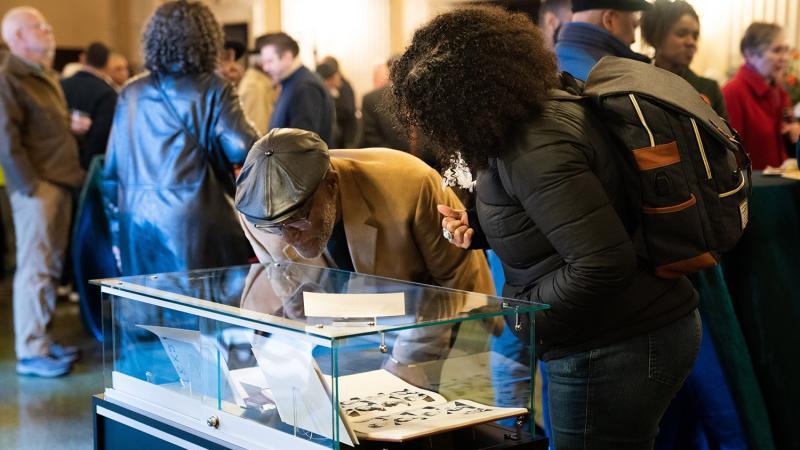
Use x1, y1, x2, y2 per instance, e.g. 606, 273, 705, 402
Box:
580, 57, 751, 279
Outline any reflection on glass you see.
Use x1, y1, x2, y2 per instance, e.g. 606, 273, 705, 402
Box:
98, 263, 547, 449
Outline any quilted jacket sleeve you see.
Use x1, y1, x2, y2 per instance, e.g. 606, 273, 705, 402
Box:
499, 136, 637, 308
412, 168, 495, 296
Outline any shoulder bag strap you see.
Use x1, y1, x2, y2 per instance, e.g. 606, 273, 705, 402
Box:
152, 74, 204, 151
152, 75, 237, 196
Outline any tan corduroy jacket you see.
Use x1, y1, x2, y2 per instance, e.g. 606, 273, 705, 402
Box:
239, 148, 494, 296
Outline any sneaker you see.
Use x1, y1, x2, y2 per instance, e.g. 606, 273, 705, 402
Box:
16, 355, 72, 377
50, 343, 81, 363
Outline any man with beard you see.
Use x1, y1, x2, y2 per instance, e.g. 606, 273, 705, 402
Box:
235, 128, 496, 386
235, 128, 493, 293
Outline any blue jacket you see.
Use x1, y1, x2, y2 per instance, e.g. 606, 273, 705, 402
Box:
554, 23, 650, 81
269, 65, 335, 146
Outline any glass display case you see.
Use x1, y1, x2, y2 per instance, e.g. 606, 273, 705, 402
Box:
94, 263, 548, 450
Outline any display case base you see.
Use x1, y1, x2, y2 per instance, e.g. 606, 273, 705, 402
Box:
94, 395, 242, 450
354, 421, 548, 450
94, 395, 548, 450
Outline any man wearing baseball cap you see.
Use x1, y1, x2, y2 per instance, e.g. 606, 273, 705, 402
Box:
555, 0, 652, 80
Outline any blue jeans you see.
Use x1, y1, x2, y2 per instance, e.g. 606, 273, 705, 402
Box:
654, 317, 747, 450
546, 309, 701, 450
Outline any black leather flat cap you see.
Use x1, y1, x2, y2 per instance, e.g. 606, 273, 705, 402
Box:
235, 128, 330, 226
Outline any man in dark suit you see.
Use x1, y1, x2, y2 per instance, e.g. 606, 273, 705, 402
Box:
256, 32, 335, 146
361, 57, 441, 169
61, 42, 118, 169
318, 56, 357, 148
361, 85, 409, 151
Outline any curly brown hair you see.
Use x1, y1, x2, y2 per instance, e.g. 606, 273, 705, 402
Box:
143, 0, 222, 75
390, 6, 558, 170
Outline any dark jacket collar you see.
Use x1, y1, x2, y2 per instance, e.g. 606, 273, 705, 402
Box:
0, 51, 63, 95
280, 64, 310, 87
557, 22, 650, 64
0, 51, 43, 76
71, 68, 115, 87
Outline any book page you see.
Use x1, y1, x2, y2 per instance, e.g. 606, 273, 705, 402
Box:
350, 399, 527, 442
334, 369, 447, 421
331, 369, 527, 441
251, 334, 356, 446
136, 325, 247, 408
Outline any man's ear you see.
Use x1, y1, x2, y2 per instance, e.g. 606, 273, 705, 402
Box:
325, 169, 339, 191
544, 11, 560, 33
600, 9, 617, 33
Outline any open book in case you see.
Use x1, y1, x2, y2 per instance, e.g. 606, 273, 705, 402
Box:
94, 262, 548, 450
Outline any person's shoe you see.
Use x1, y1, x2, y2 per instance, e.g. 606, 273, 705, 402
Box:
50, 343, 81, 363
56, 284, 72, 298
16, 356, 72, 377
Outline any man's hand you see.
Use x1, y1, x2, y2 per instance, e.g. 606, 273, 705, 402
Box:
437, 204, 473, 249
70, 110, 92, 136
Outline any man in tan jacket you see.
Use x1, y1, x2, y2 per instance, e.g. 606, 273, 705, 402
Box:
235, 128, 493, 296
235, 128, 497, 372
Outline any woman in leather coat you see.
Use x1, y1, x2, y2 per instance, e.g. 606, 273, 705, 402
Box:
103, 1, 259, 275
391, 7, 700, 450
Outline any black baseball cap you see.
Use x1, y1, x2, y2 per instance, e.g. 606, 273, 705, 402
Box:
572, 0, 652, 12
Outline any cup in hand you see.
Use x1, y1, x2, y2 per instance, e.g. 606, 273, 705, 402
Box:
70, 109, 92, 135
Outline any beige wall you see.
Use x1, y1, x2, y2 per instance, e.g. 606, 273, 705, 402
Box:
698, 0, 800, 82
0, 0, 281, 69
14, 0, 795, 88
636, 0, 800, 84
0, 0, 159, 68
1, 0, 116, 48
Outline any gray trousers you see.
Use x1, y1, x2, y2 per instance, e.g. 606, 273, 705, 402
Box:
10, 180, 72, 359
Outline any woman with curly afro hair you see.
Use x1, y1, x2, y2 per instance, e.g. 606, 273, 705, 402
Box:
103, 0, 259, 275
392, 7, 700, 449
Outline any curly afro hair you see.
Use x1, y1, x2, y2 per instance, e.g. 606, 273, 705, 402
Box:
390, 6, 558, 170
143, 0, 222, 75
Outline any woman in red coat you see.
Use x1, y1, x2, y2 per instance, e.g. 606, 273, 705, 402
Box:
723, 22, 799, 170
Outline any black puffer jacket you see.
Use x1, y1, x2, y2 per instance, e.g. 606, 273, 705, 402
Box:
476, 87, 698, 361
103, 72, 259, 276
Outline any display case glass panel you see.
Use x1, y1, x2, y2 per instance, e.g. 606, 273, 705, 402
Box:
95, 263, 548, 450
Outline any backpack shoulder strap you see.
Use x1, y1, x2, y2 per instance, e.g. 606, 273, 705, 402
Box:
584, 56, 738, 148
152, 74, 206, 152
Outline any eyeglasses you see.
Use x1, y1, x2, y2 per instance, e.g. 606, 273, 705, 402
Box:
27, 22, 53, 33
254, 197, 315, 235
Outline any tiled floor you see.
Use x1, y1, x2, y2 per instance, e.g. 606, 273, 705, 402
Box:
0, 283, 103, 450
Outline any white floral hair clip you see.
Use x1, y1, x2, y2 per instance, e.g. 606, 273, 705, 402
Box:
441, 152, 476, 192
